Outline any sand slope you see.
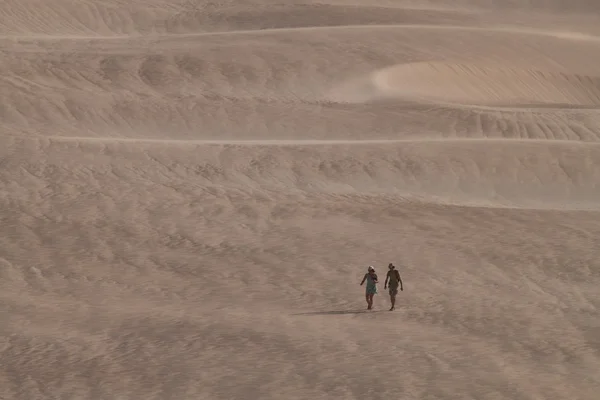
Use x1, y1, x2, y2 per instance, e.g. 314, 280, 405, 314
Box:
1, 1, 599, 400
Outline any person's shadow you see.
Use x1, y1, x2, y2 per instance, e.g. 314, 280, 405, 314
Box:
291, 309, 384, 316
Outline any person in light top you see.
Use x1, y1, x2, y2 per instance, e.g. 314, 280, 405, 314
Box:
360, 266, 378, 310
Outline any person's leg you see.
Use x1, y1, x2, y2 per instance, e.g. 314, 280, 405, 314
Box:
389, 287, 397, 310
367, 293, 373, 309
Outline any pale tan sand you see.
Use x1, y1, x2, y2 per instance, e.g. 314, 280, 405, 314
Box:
1, 1, 600, 399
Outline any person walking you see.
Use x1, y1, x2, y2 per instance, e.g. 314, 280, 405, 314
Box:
360, 266, 378, 310
384, 263, 403, 311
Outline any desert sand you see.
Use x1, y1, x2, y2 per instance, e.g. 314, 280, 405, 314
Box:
1, 1, 600, 399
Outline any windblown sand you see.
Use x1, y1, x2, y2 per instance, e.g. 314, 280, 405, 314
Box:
1, 1, 600, 399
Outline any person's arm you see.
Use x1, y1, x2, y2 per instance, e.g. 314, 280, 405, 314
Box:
396, 270, 403, 291
384, 272, 390, 288
373, 273, 378, 283
360, 273, 367, 285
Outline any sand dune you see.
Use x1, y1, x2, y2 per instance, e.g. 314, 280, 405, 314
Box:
4, 136, 598, 209
373, 62, 600, 107
1, 1, 599, 400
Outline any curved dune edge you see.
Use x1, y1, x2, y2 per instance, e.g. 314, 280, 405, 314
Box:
328, 61, 600, 107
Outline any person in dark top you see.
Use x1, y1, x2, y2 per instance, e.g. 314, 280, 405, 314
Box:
384, 263, 403, 311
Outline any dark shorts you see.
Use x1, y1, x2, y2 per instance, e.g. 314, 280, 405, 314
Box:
388, 285, 398, 296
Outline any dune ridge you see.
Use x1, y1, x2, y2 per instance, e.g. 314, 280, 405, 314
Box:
1, 1, 599, 400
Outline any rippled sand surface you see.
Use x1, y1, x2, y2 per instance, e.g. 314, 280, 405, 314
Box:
1, 1, 600, 399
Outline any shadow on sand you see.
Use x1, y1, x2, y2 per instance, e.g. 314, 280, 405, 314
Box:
292, 309, 385, 316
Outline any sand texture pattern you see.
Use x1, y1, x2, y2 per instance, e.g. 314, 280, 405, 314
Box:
1, 1, 599, 399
